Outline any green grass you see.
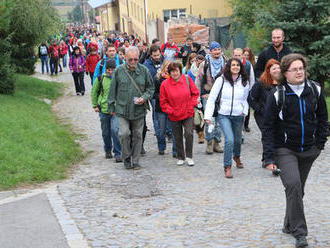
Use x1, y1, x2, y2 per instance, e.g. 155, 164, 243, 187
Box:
0, 74, 83, 190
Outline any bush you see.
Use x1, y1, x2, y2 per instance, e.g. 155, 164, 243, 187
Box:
11, 44, 37, 75
0, 39, 15, 94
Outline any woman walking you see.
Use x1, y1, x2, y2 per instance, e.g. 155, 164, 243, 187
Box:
160, 62, 199, 166
248, 59, 281, 171
69, 46, 86, 95
204, 58, 250, 178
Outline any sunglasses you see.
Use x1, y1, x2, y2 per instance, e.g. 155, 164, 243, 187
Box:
128, 58, 139, 62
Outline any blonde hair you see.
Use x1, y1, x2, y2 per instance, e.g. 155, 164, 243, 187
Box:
157, 60, 171, 79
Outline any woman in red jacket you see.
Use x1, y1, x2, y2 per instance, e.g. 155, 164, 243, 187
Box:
160, 62, 200, 166
86, 45, 100, 85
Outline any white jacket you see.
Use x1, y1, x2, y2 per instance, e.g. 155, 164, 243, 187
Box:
204, 76, 250, 119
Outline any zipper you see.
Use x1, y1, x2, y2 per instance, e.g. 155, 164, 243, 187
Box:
230, 84, 234, 116
299, 98, 305, 152
284, 132, 287, 143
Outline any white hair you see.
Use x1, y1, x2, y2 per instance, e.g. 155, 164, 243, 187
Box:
126, 46, 139, 55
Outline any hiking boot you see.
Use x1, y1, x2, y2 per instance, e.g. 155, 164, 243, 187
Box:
206, 140, 214, 154
244, 127, 251, 132
124, 158, 133, 169
295, 236, 308, 248
132, 163, 142, 170
105, 151, 113, 159
233, 156, 244, 168
224, 166, 233, 178
213, 140, 223, 153
197, 131, 205, 144
158, 151, 165, 155
115, 157, 123, 163
185, 158, 195, 166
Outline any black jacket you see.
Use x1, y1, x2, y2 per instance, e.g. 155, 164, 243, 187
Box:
255, 44, 292, 78
153, 76, 167, 113
248, 81, 275, 116
262, 81, 328, 165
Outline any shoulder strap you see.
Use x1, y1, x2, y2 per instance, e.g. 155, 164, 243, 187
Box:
276, 84, 285, 113
306, 80, 320, 110
215, 76, 225, 104
97, 75, 105, 96
123, 68, 143, 96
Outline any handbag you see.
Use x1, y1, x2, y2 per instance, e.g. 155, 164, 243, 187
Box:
124, 69, 150, 110
212, 76, 225, 117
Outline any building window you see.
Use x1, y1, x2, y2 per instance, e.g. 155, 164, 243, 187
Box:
163, 9, 186, 22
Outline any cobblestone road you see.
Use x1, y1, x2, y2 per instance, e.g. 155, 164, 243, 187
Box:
42, 68, 330, 247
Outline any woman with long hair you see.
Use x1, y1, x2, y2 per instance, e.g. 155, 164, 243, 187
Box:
69, 46, 86, 95
204, 58, 250, 178
243, 47, 256, 67
183, 53, 197, 75
248, 59, 281, 171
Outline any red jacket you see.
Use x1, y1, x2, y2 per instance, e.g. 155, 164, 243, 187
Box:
86, 53, 100, 73
48, 44, 60, 58
160, 42, 180, 59
59, 43, 68, 56
160, 75, 199, 121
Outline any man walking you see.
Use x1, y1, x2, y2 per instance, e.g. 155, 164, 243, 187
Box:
255, 28, 292, 78
108, 47, 154, 169
196, 41, 226, 154
262, 54, 328, 248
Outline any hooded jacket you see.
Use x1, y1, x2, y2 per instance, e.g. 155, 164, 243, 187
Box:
160, 75, 200, 121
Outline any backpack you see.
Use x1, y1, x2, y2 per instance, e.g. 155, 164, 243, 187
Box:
276, 80, 320, 115
97, 57, 123, 82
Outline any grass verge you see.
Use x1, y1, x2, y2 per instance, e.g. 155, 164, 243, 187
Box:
0, 74, 83, 190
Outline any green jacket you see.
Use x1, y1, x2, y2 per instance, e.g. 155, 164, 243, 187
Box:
91, 74, 112, 114
108, 64, 154, 120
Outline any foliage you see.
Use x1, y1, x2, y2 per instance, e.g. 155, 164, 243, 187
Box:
0, 74, 83, 189
259, 0, 330, 85
229, 0, 279, 53
0, 0, 15, 94
68, 4, 83, 23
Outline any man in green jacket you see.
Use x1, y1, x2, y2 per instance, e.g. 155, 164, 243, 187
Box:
108, 46, 154, 169
91, 59, 122, 162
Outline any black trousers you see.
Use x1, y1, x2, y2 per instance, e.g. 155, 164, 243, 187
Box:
72, 72, 85, 93
244, 108, 251, 129
172, 117, 194, 160
254, 113, 265, 161
275, 146, 321, 238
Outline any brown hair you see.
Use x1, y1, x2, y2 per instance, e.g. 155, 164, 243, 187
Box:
280, 53, 307, 74
259, 59, 281, 86
243, 48, 255, 66
167, 62, 183, 75
185, 53, 197, 71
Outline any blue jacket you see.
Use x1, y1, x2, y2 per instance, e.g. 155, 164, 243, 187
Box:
143, 58, 163, 79
93, 54, 123, 84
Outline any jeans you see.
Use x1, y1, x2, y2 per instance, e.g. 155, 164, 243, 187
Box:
217, 115, 244, 167
62, 54, 67, 68
49, 57, 59, 75
40, 55, 49, 74
151, 99, 160, 134
89, 71, 94, 85
154, 111, 176, 154
72, 72, 85, 93
202, 98, 221, 142
118, 116, 145, 164
172, 117, 194, 160
99, 113, 121, 157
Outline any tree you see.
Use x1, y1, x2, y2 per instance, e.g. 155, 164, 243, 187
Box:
9, 0, 63, 74
229, 0, 279, 53
260, 0, 330, 85
0, 0, 15, 94
68, 4, 83, 23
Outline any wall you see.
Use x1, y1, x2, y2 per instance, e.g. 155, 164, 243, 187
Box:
147, 0, 232, 21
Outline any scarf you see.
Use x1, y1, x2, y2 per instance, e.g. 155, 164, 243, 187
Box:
206, 54, 224, 79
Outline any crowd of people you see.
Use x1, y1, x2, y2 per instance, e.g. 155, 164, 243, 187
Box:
38, 26, 328, 248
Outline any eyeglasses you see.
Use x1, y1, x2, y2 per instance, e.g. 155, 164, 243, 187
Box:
128, 58, 139, 62
287, 67, 305, 73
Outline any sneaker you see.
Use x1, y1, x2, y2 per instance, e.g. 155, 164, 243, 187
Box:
177, 160, 184, 166
185, 158, 195, 166
158, 151, 165, 155
81, 91, 85, 96
295, 236, 308, 248
105, 151, 113, 159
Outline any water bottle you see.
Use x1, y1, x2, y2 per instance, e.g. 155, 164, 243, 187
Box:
208, 123, 214, 133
